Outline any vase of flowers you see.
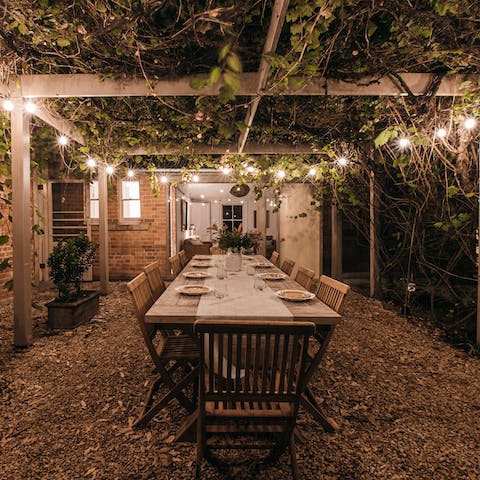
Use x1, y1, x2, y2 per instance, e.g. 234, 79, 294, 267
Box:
217, 224, 252, 272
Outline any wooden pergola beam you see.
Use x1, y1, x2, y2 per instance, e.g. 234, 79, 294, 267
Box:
2, 72, 474, 98
127, 143, 322, 155
35, 104, 86, 145
237, 0, 290, 153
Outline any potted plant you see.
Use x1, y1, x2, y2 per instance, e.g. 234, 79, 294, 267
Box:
46, 234, 99, 329
217, 224, 252, 271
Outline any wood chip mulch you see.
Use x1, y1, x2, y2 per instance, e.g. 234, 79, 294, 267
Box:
0, 283, 479, 479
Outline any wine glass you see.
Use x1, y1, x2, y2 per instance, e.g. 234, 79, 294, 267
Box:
214, 280, 228, 299
254, 276, 266, 292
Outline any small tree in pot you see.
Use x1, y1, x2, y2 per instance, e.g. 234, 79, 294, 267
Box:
46, 234, 99, 328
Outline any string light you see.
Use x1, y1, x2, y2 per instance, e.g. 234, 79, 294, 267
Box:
58, 135, 68, 146
308, 167, 317, 176
105, 165, 115, 175
398, 137, 410, 149
463, 117, 477, 130
436, 128, 447, 139
221, 167, 231, 175
246, 166, 255, 173
2, 99, 14, 111
25, 101, 37, 113
127, 169, 135, 178
337, 156, 349, 167
200, 194, 205, 199
160, 175, 168, 184
276, 170, 286, 179
192, 174, 199, 182
86, 157, 96, 168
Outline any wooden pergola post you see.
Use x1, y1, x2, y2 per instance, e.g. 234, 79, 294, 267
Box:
318, 201, 324, 276
331, 199, 342, 280
257, 196, 267, 257
98, 166, 109, 294
370, 171, 381, 298
11, 99, 32, 347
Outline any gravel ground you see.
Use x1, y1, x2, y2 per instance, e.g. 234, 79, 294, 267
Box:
0, 282, 479, 479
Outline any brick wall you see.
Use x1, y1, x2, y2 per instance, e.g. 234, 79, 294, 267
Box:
90, 176, 170, 281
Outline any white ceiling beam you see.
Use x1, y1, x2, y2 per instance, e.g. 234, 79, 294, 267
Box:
35, 104, 86, 145
127, 143, 321, 155
237, 0, 290, 153
2, 73, 474, 98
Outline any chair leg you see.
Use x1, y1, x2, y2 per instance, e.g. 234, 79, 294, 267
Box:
289, 436, 299, 480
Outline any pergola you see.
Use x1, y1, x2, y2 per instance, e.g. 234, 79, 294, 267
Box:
1, 0, 478, 347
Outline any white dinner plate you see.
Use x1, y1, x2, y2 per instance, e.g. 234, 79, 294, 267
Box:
183, 271, 210, 279
190, 262, 211, 268
175, 285, 213, 296
258, 272, 287, 281
253, 262, 272, 268
274, 289, 315, 302
193, 255, 211, 260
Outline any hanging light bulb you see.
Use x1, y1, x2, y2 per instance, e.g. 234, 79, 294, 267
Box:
2, 99, 14, 111
86, 157, 96, 168
192, 174, 199, 182
106, 165, 115, 175
160, 175, 168, 184
221, 167, 231, 175
58, 135, 68, 146
308, 167, 317, 176
127, 169, 135, 178
247, 166, 255, 173
436, 128, 447, 139
463, 117, 477, 130
398, 137, 410, 149
337, 156, 349, 166
25, 101, 37, 113
276, 170, 286, 179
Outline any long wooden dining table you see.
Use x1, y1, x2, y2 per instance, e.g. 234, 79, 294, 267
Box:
145, 254, 342, 438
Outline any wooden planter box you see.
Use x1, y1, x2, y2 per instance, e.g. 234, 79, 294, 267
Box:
47, 290, 100, 329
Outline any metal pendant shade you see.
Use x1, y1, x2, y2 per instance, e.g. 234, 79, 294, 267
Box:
230, 184, 250, 197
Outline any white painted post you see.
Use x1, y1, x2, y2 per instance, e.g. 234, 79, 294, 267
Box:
98, 166, 109, 294
11, 99, 32, 347
318, 201, 323, 276
369, 171, 381, 298
257, 196, 267, 257
477, 142, 480, 345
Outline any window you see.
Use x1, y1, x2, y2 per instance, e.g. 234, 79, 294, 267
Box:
89, 180, 99, 219
222, 204, 243, 231
121, 180, 141, 219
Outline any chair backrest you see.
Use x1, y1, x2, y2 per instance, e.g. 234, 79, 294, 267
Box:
315, 275, 350, 313
169, 254, 182, 277
270, 251, 280, 266
295, 266, 315, 291
178, 250, 188, 268
144, 260, 166, 299
195, 320, 315, 407
210, 245, 226, 255
127, 272, 162, 369
280, 257, 295, 276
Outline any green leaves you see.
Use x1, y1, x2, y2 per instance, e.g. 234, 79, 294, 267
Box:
374, 126, 400, 148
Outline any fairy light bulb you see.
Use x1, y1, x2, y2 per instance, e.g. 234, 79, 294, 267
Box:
58, 135, 68, 146
247, 166, 255, 173
337, 157, 349, 167
86, 157, 96, 168
160, 175, 168, 184
192, 174, 199, 182
2, 99, 14, 111
221, 167, 231, 175
398, 138, 410, 149
277, 170, 286, 179
308, 167, 317, 176
436, 128, 447, 139
105, 165, 115, 175
463, 117, 477, 130
25, 101, 37, 113
127, 169, 135, 178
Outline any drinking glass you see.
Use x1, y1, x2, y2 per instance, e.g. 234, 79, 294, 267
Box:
254, 276, 266, 292
214, 280, 228, 299
246, 264, 255, 276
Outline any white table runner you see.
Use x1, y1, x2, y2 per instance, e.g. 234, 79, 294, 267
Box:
196, 259, 293, 321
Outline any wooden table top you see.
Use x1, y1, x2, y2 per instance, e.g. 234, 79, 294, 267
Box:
145, 255, 341, 328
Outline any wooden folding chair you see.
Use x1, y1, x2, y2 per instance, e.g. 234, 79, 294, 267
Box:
194, 320, 315, 479
127, 272, 200, 429
295, 266, 315, 291
178, 250, 188, 268
280, 257, 295, 276
144, 260, 166, 300
300, 275, 350, 432
270, 250, 280, 266
169, 254, 182, 277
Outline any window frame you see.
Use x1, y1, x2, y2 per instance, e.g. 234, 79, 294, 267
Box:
89, 180, 99, 223
120, 179, 142, 223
